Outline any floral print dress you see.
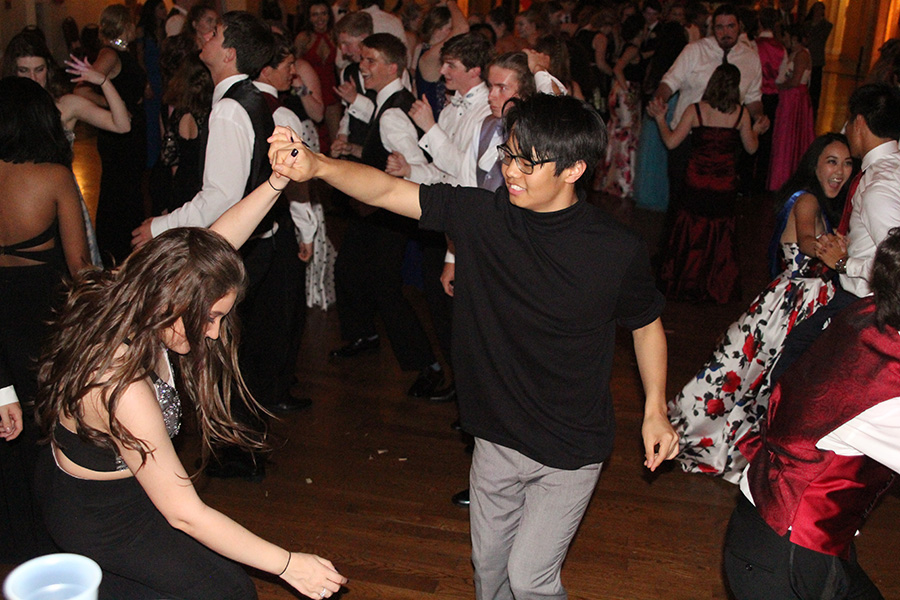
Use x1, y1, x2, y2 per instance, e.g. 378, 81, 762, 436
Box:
668, 191, 835, 482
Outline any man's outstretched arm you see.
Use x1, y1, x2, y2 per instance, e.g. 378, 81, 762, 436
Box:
632, 317, 679, 471
270, 126, 422, 219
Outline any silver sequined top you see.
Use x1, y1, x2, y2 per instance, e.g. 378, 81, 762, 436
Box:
110, 361, 181, 471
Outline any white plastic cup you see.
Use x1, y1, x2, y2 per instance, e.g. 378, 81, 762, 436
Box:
3, 553, 102, 600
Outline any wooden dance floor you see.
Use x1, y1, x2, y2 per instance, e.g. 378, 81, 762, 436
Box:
4, 116, 899, 599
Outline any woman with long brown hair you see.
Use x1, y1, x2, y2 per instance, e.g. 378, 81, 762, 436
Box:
34, 165, 346, 598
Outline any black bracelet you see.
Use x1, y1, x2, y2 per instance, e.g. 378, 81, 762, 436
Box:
278, 550, 291, 576
267, 176, 286, 192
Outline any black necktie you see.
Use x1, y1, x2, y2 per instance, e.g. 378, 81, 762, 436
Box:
722, 47, 731, 64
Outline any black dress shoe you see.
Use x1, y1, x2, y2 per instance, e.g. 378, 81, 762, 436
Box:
451, 488, 470, 507
407, 367, 444, 398
329, 336, 379, 359
203, 456, 266, 482
450, 419, 462, 431
428, 383, 456, 403
267, 396, 312, 415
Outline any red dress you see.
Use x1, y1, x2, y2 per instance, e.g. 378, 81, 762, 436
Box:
304, 31, 338, 106
660, 104, 743, 303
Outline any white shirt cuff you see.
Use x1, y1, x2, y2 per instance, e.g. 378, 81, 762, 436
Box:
444, 250, 455, 264
0, 385, 19, 408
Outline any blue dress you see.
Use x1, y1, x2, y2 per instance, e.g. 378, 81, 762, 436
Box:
634, 94, 677, 211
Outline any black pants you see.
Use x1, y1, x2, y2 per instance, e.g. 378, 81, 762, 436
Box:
35, 448, 257, 600
239, 218, 307, 409
421, 233, 453, 366
724, 495, 882, 600
770, 288, 860, 384
334, 215, 435, 371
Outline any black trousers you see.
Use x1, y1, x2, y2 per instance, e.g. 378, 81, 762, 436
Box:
334, 215, 435, 371
35, 448, 257, 600
420, 233, 453, 366
724, 495, 882, 600
770, 288, 860, 384
239, 218, 307, 409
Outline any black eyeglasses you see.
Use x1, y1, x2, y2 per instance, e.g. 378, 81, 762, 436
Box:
496, 144, 555, 175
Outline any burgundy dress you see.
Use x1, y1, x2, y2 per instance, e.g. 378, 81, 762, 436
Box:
660, 104, 743, 303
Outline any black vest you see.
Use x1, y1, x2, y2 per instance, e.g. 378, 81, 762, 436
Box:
341, 63, 377, 146
209, 78, 278, 236
360, 87, 420, 171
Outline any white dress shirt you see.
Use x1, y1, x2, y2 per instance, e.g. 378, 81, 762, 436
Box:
151, 75, 315, 240
339, 64, 411, 137
0, 385, 18, 408
165, 5, 188, 37
151, 74, 256, 237
841, 140, 900, 297
409, 82, 491, 187
660, 36, 763, 127
362, 5, 408, 50
373, 79, 430, 169
255, 82, 319, 244
472, 72, 567, 184
741, 395, 900, 501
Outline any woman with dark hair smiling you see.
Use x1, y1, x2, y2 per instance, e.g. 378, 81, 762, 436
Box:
668, 133, 855, 483
294, 0, 340, 150
0, 76, 90, 562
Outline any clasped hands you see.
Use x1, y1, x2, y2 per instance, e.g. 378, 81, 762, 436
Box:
814, 232, 848, 270
268, 126, 320, 185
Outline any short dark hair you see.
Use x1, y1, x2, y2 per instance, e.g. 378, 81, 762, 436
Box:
848, 83, 900, 140
0, 77, 73, 167
362, 33, 407, 73
334, 11, 374, 38
488, 52, 536, 101
504, 94, 607, 179
621, 14, 646, 42
470, 23, 497, 47
487, 7, 513, 32
441, 33, 494, 75
702, 63, 741, 112
222, 11, 275, 79
266, 31, 293, 70
759, 7, 779, 31
712, 3, 739, 21
872, 227, 900, 330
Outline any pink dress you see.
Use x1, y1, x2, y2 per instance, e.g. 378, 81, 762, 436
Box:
767, 48, 816, 192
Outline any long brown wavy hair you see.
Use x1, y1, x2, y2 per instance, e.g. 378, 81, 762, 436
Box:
37, 228, 268, 469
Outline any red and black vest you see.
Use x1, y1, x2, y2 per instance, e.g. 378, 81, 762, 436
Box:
739, 298, 900, 558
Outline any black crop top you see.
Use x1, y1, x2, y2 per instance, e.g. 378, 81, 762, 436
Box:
55, 371, 182, 472
0, 220, 62, 265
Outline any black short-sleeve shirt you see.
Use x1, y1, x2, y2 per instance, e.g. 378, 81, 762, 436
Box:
419, 184, 664, 469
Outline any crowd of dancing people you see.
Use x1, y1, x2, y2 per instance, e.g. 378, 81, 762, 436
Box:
3, 0, 900, 598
